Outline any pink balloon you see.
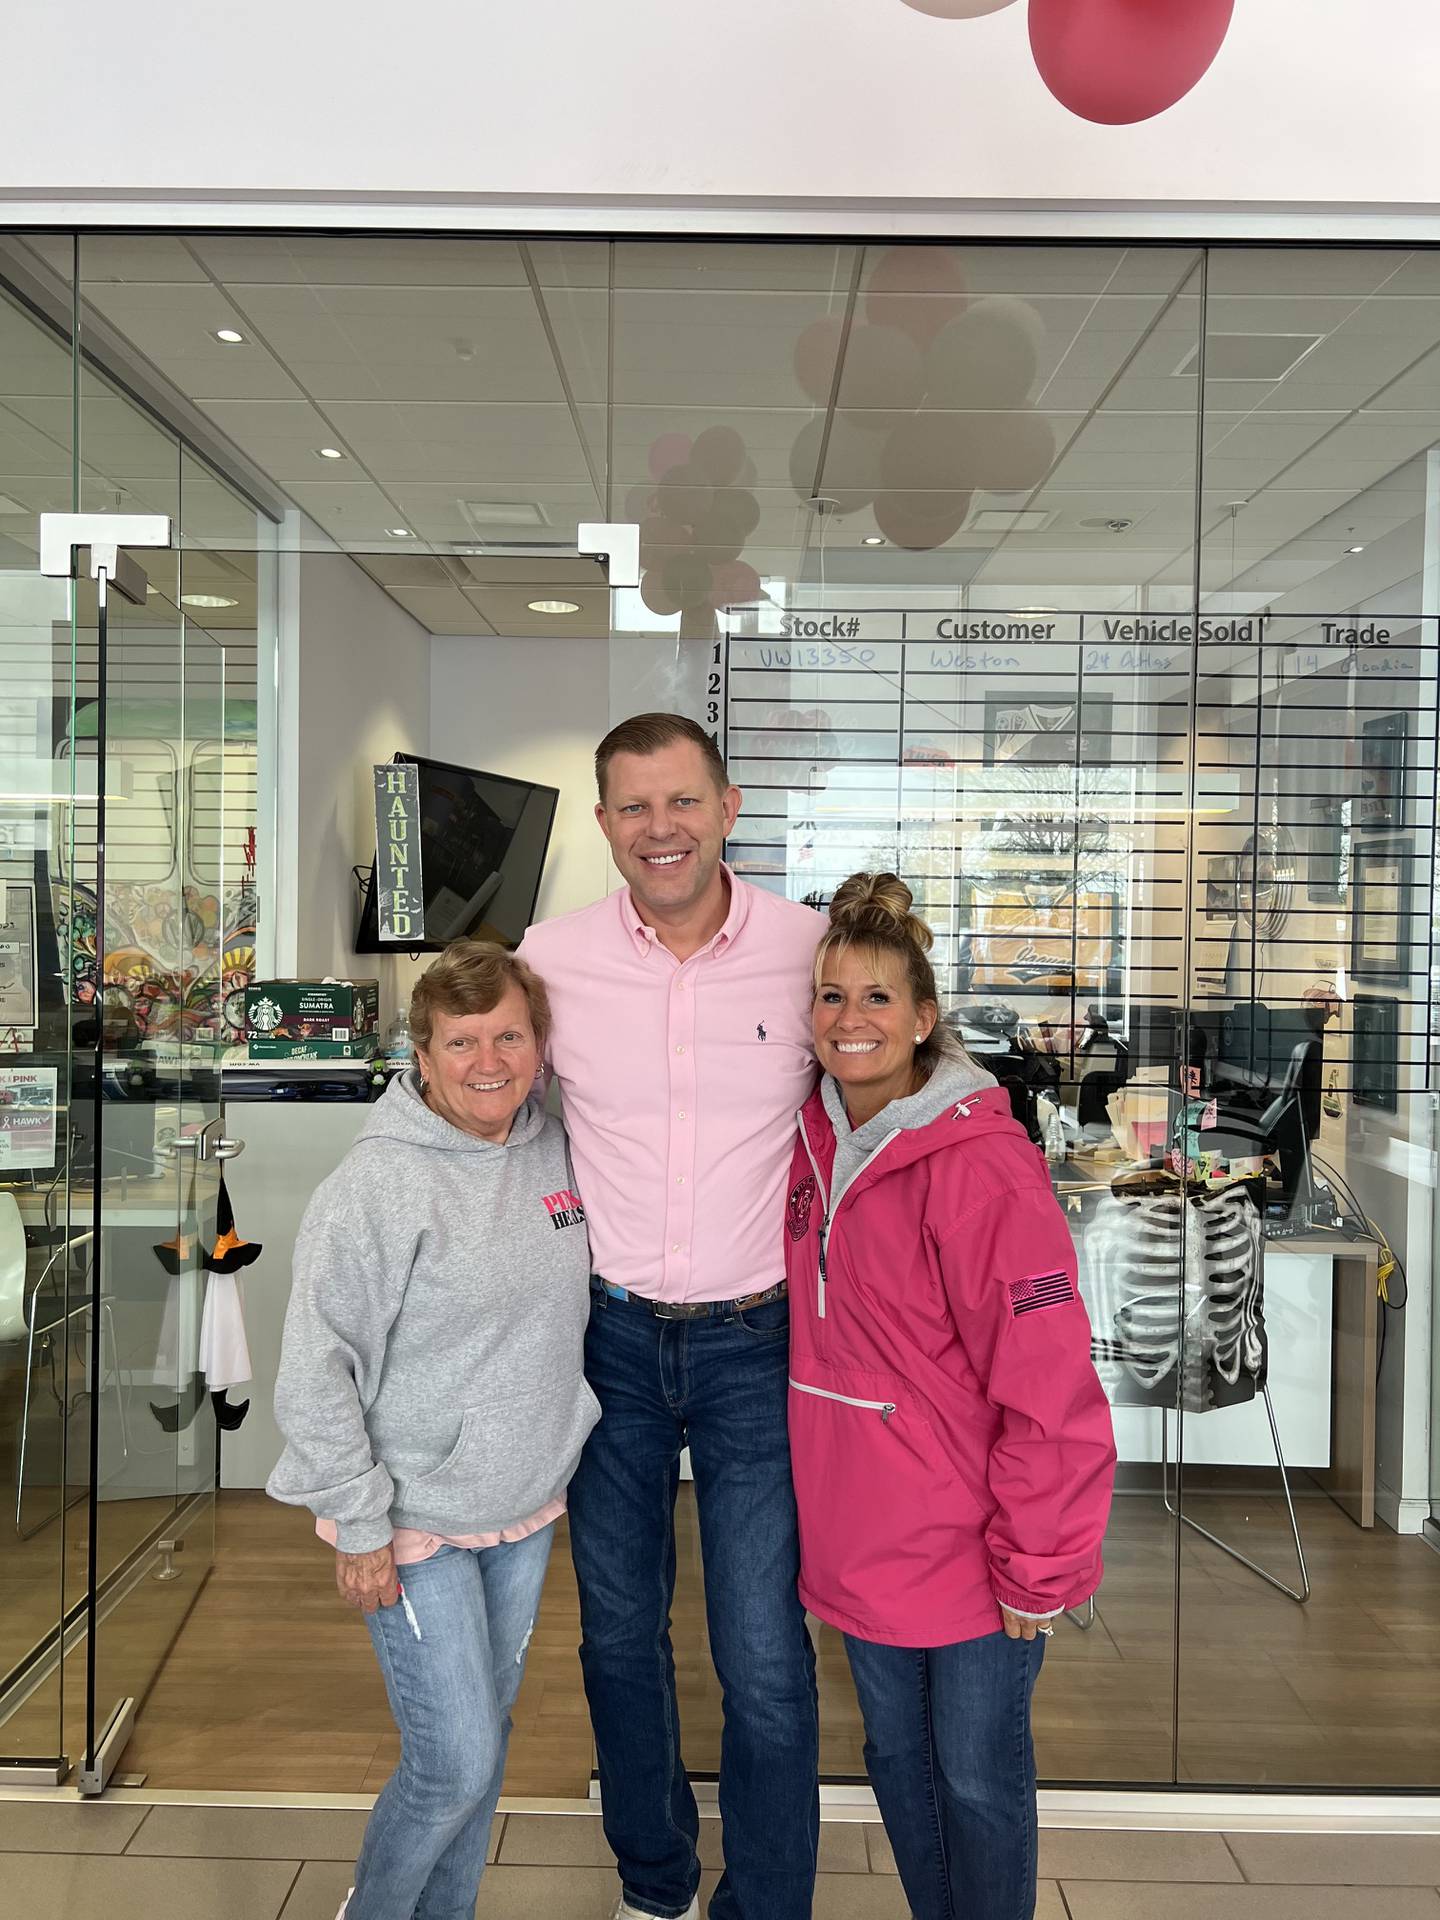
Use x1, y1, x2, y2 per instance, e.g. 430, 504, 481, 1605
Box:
794, 317, 846, 406
1029, 0, 1235, 126
864, 247, 968, 348
648, 432, 693, 482
711, 560, 764, 608
690, 424, 746, 486
901, 0, 1018, 13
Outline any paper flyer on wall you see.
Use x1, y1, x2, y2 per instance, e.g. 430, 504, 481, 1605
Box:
0, 1064, 57, 1168
0, 878, 38, 1032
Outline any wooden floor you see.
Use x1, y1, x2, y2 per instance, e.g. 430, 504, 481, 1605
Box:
102, 1483, 1440, 1795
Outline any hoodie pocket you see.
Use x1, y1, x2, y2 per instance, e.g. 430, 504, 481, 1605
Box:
397, 1371, 600, 1531
788, 1360, 986, 1623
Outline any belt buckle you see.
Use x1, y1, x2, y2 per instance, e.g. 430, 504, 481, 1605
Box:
652, 1298, 696, 1320
735, 1281, 785, 1312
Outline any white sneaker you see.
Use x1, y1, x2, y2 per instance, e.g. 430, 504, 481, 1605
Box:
334, 1892, 353, 1920
612, 1900, 698, 1920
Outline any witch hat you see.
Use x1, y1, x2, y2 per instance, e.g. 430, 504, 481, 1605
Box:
205, 1170, 262, 1273
152, 1228, 195, 1275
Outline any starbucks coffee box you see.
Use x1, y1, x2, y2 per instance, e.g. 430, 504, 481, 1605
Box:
247, 1036, 377, 1061
244, 979, 380, 1043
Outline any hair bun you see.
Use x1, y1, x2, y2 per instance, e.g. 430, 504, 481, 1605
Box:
828, 871, 933, 953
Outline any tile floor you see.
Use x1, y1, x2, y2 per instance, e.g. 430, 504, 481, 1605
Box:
2, 1802, 1440, 1919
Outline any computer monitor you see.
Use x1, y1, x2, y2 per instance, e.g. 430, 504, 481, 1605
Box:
355, 753, 559, 954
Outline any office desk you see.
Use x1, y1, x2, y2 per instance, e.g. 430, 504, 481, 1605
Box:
1276, 1231, 1380, 1529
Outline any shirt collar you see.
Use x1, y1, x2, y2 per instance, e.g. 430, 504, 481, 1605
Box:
621, 862, 749, 958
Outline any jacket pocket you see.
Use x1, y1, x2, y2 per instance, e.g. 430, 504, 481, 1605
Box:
788, 1360, 986, 1627
397, 1371, 600, 1532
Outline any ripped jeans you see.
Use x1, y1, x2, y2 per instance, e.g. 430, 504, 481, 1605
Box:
348, 1525, 555, 1920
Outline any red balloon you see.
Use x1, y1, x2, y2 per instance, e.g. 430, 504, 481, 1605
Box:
648, 432, 693, 482
864, 247, 968, 349
1028, 0, 1235, 126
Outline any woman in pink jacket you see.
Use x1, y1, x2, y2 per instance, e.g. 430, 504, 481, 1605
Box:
785, 873, 1115, 1920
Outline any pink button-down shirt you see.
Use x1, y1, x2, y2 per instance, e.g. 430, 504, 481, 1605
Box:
520, 869, 824, 1302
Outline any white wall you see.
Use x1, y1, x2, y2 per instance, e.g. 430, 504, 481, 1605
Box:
293, 554, 432, 1028
5, 1, 1440, 222
429, 635, 616, 924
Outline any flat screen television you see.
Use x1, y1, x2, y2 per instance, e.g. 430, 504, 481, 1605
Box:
354, 753, 559, 954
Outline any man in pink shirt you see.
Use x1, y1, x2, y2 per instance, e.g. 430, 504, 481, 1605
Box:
519, 713, 824, 1920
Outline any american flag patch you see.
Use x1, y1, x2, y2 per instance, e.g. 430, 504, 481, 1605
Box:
1008, 1271, 1075, 1318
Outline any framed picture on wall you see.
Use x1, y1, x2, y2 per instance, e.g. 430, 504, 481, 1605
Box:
1357, 711, 1408, 830
1351, 837, 1412, 981
1204, 854, 1237, 921
1305, 816, 1347, 904
982, 691, 1112, 771
1352, 993, 1400, 1113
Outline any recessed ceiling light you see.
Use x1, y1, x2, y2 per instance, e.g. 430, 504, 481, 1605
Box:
528, 599, 581, 616
317, 446, 345, 461
386, 527, 413, 539
1347, 544, 1366, 554
215, 328, 245, 344
180, 593, 239, 609
861, 535, 886, 547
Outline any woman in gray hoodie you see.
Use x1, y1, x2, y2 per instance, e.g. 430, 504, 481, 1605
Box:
269, 940, 598, 1920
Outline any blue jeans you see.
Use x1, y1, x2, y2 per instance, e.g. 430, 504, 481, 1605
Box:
844, 1631, 1045, 1920
569, 1281, 819, 1920
348, 1526, 554, 1920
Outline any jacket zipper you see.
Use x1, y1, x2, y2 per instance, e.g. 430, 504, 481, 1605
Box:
789, 1377, 896, 1424
798, 1115, 901, 1320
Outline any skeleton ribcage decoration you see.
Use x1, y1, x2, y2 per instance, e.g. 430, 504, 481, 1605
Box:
1083, 1187, 1266, 1412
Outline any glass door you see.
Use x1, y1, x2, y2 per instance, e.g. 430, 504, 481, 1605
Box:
70, 528, 234, 1792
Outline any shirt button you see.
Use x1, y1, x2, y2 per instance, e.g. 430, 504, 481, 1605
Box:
675, 1044, 686, 1055
671, 1243, 683, 1253
677, 1110, 687, 1120
675, 1175, 685, 1185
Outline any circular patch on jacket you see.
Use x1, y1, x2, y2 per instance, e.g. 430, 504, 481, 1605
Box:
786, 1172, 818, 1242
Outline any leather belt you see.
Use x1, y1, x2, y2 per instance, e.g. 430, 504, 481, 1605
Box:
598, 1278, 788, 1320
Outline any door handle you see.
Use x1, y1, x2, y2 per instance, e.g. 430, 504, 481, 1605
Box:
159, 1121, 244, 1163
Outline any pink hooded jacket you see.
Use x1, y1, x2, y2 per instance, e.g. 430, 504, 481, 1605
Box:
784, 1070, 1116, 1648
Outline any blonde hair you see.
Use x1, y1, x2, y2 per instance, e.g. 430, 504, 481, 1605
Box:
813, 872, 956, 1075
409, 940, 551, 1054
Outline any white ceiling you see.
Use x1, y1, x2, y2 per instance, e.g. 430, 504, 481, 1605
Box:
1, 236, 1439, 635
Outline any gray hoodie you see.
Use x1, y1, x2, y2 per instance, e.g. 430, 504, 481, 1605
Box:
267, 1070, 599, 1553
822, 1047, 997, 1208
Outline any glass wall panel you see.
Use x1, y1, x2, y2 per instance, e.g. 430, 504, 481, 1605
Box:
0, 247, 79, 1774
607, 240, 1207, 1786
1179, 249, 1440, 1787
